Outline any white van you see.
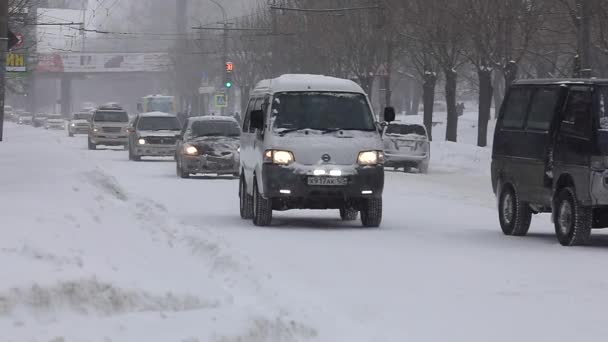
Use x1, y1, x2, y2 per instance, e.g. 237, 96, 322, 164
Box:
239, 74, 395, 227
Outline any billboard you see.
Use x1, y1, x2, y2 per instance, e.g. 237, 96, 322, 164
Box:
36, 53, 171, 73
7, 53, 26, 72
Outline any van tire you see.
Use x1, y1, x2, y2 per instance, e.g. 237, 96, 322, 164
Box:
129, 146, 141, 161
554, 187, 592, 246
239, 176, 254, 219
498, 183, 532, 236
361, 198, 382, 227
68, 132, 74, 137
340, 208, 358, 221
88, 138, 97, 150
418, 162, 429, 174
253, 181, 272, 226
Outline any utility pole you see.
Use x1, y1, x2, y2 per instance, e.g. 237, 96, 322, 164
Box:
577, 0, 592, 78
176, 0, 187, 114
0, 0, 9, 141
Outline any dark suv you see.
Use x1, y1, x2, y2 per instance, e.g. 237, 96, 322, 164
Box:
492, 79, 608, 246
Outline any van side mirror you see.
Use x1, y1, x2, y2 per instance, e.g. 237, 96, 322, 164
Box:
250, 109, 264, 130
384, 107, 396, 122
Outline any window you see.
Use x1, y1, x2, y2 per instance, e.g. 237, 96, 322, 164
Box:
191, 121, 241, 137
599, 86, 608, 130
386, 124, 427, 136
270, 92, 376, 132
93, 111, 129, 122
561, 89, 592, 137
526, 87, 560, 130
137, 116, 181, 131
501, 87, 532, 129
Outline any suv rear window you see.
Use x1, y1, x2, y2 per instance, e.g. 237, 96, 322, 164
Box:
386, 124, 426, 136
526, 87, 560, 130
94, 111, 128, 122
501, 87, 532, 129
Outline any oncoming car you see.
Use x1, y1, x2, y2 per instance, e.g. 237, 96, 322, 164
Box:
383, 122, 430, 173
88, 104, 130, 150
239, 74, 394, 227
176, 116, 241, 178
45, 114, 66, 130
68, 112, 92, 136
127, 112, 182, 161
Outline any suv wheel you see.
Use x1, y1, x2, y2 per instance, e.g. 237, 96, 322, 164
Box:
68, 131, 74, 137
176, 160, 189, 178
554, 187, 592, 246
361, 198, 382, 227
340, 208, 358, 221
498, 183, 532, 236
418, 161, 429, 174
87, 138, 97, 150
239, 176, 254, 219
252, 181, 272, 226
129, 145, 141, 161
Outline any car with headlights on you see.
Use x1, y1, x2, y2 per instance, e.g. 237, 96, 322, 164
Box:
88, 104, 130, 150
239, 74, 394, 227
127, 112, 182, 161
18, 112, 33, 125
32, 113, 49, 128
176, 116, 241, 178
68, 112, 92, 136
382, 122, 430, 173
44, 114, 66, 130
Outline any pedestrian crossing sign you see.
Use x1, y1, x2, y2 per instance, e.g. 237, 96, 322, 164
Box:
215, 94, 227, 108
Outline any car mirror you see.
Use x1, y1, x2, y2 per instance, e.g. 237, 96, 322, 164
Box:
250, 109, 264, 130
384, 107, 396, 123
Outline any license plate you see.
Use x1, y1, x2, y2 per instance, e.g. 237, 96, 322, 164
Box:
307, 176, 347, 186
399, 141, 416, 148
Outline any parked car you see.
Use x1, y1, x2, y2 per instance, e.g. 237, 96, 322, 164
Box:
127, 112, 182, 161
32, 113, 49, 128
176, 116, 241, 178
239, 74, 393, 227
382, 122, 430, 173
88, 104, 130, 150
18, 113, 33, 125
44, 114, 66, 130
492, 78, 608, 246
68, 112, 92, 136
4, 105, 14, 121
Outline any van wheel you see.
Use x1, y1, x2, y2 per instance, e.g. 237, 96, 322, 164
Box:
498, 183, 531, 236
239, 176, 254, 219
252, 181, 272, 226
418, 162, 428, 174
554, 187, 592, 246
68, 132, 74, 137
88, 138, 97, 150
361, 198, 382, 227
340, 208, 358, 221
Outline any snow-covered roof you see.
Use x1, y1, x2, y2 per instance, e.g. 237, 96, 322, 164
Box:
253, 74, 365, 95
139, 112, 177, 118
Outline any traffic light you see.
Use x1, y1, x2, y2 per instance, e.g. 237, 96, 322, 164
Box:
224, 61, 234, 88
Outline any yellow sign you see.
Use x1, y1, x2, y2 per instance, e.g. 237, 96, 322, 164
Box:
7, 53, 26, 72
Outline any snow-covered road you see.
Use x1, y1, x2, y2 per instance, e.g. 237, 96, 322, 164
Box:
2, 122, 608, 342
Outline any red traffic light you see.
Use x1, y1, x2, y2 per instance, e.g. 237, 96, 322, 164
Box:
226, 62, 234, 72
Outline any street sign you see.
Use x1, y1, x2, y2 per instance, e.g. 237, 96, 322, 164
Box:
215, 94, 227, 108
7, 53, 27, 72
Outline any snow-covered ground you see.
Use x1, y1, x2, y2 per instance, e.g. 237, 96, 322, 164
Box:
2, 116, 608, 342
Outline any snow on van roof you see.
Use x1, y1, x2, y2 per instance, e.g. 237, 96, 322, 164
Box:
253, 74, 365, 94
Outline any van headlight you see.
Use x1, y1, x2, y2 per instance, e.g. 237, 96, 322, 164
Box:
358, 151, 384, 166
184, 144, 198, 155
264, 150, 295, 165
138, 138, 146, 145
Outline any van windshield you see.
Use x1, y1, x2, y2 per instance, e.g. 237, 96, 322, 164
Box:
271, 92, 376, 132
599, 86, 608, 129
